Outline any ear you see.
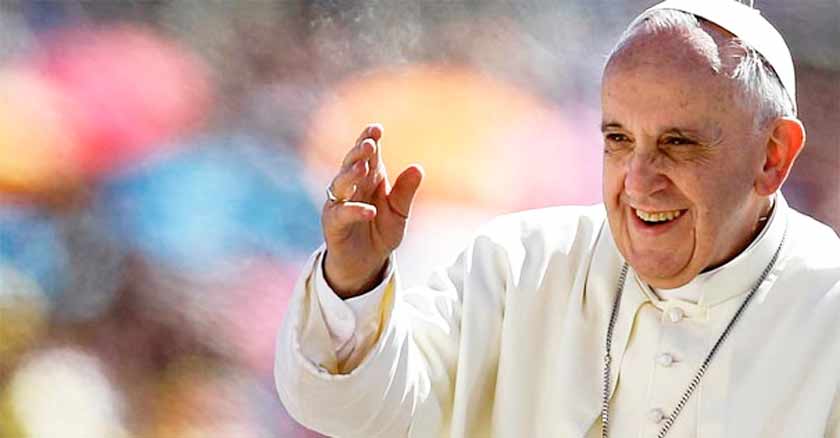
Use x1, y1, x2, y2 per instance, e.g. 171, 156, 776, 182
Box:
755, 117, 805, 196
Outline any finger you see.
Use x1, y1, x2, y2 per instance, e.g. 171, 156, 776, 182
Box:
353, 123, 383, 179
341, 138, 376, 169
387, 164, 424, 219
355, 123, 382, 145
369, 138, 382, 178
326, 201, 377, 231
350, 123, 382, 158
363, 123, 383, 143
331, 160, 368, 199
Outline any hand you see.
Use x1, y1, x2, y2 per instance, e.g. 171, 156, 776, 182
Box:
322, 123, 424, 298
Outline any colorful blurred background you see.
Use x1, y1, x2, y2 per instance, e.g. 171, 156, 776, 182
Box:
0, 1, 836, 437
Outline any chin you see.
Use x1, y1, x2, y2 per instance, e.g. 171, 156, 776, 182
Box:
625, 247, 695, 289
634, 262, 698, 289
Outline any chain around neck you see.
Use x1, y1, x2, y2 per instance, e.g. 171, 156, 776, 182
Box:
601, 228, 786, 437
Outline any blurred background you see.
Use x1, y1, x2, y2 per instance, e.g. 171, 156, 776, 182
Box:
0, 1, 836, 437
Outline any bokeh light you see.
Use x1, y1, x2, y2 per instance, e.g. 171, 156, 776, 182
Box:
0, 205, 69, 299
96, 135, 320, 279
305, 65, 601, 209
31, 25, 213, 177
6, 349, 128, 438
0, 68, 80, 195
0, 1, 835, 437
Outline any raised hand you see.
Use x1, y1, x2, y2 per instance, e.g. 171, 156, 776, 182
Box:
321, 124, 423, 298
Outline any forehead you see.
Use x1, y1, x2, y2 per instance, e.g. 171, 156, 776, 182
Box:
601, 28, 743, 127
609, 24, 724, 73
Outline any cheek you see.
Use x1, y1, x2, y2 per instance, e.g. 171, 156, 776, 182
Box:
675, 167, 749, 245
601, 156, 625, 202
683, 163, 751, 213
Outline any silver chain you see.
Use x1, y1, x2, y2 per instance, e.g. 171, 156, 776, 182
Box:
601, 228, 786, 437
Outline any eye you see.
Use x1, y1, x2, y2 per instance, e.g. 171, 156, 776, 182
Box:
603, 133, 633, 155
605, 133, 630, 143
663, 136, 695, 146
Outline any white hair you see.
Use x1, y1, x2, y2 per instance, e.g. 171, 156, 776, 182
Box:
607, 9, 796, 126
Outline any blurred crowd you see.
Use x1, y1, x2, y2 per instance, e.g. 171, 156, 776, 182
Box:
0, 1, 836, 437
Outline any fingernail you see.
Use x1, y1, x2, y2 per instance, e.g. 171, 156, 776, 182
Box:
364, 138, 376, 151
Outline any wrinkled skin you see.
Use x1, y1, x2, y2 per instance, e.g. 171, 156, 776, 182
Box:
600, 25, 801, 289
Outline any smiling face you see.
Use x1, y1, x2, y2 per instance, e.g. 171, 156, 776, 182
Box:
601, 26, 773, 288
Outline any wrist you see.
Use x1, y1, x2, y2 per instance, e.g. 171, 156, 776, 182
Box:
323, 251, 389, 299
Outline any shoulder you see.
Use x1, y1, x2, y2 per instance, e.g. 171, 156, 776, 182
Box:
786, 208, 840, 267
783, 207, 840, 289
470, 204, 607, 266
477, 204, 604, 242
777, 208, 840, 355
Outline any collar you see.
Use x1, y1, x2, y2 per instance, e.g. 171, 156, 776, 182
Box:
629, 194, 789, 311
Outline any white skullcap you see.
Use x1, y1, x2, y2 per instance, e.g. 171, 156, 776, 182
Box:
645, 0, 797, 113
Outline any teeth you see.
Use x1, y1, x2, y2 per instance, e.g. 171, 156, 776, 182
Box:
635, 208, 682, 223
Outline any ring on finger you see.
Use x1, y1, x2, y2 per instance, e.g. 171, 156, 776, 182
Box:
326, 183, 348, 204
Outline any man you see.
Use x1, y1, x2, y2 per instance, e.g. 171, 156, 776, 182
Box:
275, 0, 840, 436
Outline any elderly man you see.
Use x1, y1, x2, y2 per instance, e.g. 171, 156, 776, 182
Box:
275, 0, 840, 436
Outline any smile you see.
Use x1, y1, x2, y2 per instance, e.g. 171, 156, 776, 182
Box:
634, 208, 684, 224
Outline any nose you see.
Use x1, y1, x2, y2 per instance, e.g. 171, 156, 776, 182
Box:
624, 151, 669, 199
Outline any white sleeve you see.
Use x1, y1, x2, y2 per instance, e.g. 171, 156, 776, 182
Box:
275, 207, 603, 438
275, 229, 510, 438
313, 250, 392, 366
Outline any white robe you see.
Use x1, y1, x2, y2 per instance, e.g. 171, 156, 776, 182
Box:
275, 195, 840, 437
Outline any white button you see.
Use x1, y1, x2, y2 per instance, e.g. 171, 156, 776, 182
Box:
648, 408, 666, 424
667, 307, 685, 323
656, 353, 675, 367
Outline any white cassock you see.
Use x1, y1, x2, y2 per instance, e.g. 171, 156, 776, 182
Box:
275, 194, 840, 437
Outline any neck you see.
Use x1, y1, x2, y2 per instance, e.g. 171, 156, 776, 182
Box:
703, 196, 775, 274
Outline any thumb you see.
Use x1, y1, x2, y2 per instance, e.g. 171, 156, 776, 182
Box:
388, 164, 424, 219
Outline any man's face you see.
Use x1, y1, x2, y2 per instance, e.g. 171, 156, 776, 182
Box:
601, 28, 768, 288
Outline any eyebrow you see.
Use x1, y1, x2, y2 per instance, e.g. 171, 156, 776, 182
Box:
599, 121, 721, 139
662, 127, 703, 138
600, 121, 622, 132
